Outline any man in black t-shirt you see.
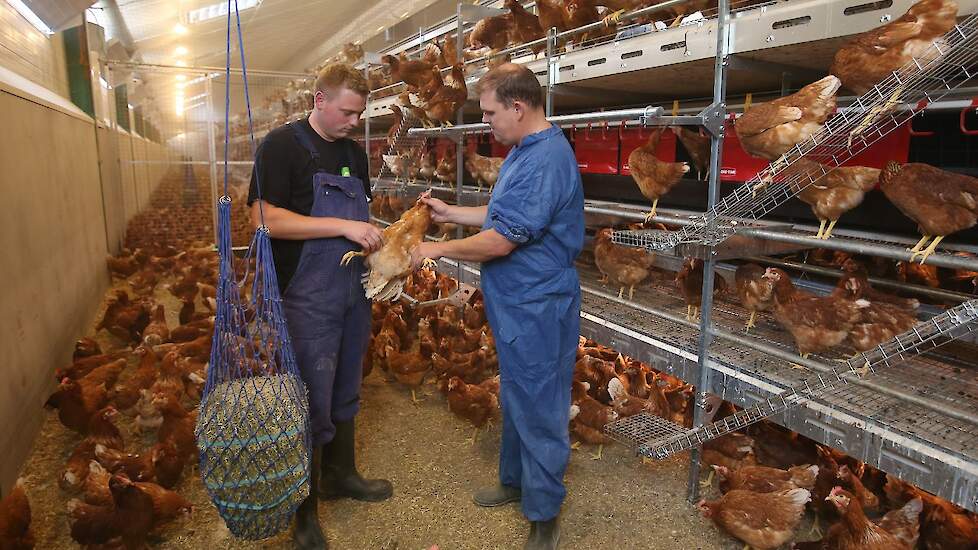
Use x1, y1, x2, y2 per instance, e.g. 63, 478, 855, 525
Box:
248, 63, 390, 550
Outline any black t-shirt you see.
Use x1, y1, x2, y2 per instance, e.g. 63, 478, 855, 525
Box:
247, 118, 371, 292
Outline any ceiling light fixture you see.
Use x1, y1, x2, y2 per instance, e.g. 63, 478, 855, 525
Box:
176, 74, 187, 82
173, 23, 188, 35
175, 46, 189, 56
175, 60, 188, 67
187, 0, 262, 24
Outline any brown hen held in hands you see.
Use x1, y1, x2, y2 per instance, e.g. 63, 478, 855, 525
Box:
341, 195, 434, 301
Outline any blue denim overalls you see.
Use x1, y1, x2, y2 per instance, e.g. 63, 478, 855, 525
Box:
283, 122, 372, 447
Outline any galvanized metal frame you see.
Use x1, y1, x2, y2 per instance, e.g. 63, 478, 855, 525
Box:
363, 0, 978, 513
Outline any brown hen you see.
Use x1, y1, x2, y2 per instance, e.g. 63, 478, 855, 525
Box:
879, 161, 978, 264
791, 160, 881, 240
593, 228, 657, 299
628, 128, 690, 220
735, 76, 841, 163
831, 0, 959, 94
341, 196, 434, 301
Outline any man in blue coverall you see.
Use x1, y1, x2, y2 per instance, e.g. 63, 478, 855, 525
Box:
411, 63, 584, 550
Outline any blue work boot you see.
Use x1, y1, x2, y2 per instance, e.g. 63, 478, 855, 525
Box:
320, 419, 393, 502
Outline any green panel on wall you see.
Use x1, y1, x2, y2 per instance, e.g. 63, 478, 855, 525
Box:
62, 25, 94, 117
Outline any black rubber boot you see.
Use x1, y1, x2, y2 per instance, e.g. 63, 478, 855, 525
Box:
294, 447, 327, 549
524, 516, 559, 550
472, 484, 522, 507
320, 419, 393, 502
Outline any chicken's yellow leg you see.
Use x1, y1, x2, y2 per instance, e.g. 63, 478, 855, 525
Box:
908, 234, 930, 254
591, 444, 603, 460
914, 235, 944, 265
628, 285, 636, 300
340, 251, 366, 266
745, 310, 757, 332
421, 258, 438, 270
699, 468, 715, 488
602, 9, 625, 26
644, 199, 659, 223
821, 219, 839, 240
814, 219, 827, 239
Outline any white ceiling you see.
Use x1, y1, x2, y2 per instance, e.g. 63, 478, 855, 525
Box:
113, 0, 441, 73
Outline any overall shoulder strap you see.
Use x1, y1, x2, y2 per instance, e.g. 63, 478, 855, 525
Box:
288, 122, 322, 166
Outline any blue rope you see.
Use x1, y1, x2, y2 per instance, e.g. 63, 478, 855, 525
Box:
197, 1, 310, 540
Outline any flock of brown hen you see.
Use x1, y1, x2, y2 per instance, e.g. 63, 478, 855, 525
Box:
695, 414, 978, 549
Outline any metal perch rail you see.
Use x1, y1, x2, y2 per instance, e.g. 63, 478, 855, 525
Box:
632, 13, 978, 252
604, 298, 978, 460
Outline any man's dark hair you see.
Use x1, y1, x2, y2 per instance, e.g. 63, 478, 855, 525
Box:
475, 63, 543, 109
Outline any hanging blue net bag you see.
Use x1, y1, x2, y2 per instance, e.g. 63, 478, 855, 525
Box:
194, 1, 310, 539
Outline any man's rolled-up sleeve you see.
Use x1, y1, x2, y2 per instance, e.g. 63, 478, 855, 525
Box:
488, 167, 555, 244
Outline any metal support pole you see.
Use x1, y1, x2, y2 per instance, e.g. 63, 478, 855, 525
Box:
546, 26, 557, 117
364, 65, 373, 186
455, 2, 465, 281
205, 75, 219, 244
687, 0, 730, 504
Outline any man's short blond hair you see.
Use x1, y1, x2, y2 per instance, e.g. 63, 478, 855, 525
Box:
314, 62, 369, 97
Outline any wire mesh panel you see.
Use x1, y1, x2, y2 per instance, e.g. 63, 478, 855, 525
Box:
609, 299, 978, 460
106, 62, 311, 249
629, 13, 978, 251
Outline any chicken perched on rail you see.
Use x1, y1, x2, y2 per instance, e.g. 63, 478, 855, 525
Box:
699, 488, 811, 549
382, 152, 420, 183
735, 263, 775, 332
879, 161, 978, 264
504, 0, 546, 55
831, 0, 959, 94
419, 64, 468, 127
676, 258, 728, 320
436, 148, 457, 187
628, 128, 690, 220
382, 52, 438, 90
468, 12, 515, 51
341, 194, 435, 301
593, 228, 657, 299
675, 126, 712, 181
464, 151, 504, 192
763, 267, 868, 359
791, 160, 881, 240
735, 76, 841, 164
